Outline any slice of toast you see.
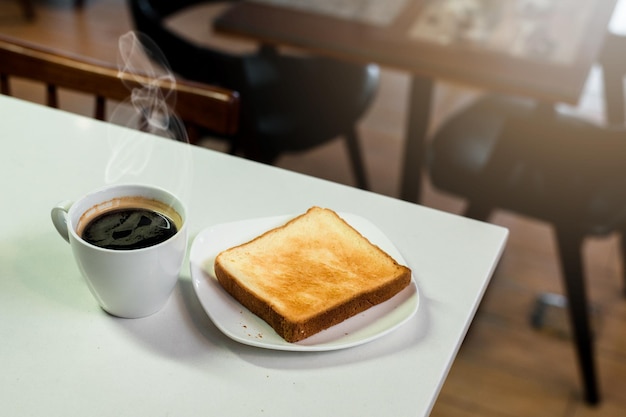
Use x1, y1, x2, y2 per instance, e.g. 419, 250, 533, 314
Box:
213, 207, 412, 343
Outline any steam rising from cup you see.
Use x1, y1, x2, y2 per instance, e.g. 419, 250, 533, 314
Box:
104, 31, 193, 208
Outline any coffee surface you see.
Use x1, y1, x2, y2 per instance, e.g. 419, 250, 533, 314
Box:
81, 208, 178, 250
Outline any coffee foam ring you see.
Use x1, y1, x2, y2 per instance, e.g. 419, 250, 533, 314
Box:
76, 196, 183, 237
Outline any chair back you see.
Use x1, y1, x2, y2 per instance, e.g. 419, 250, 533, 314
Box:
128, 0, 245, 88
0, 34, 240, 141
126, 0, 378, 190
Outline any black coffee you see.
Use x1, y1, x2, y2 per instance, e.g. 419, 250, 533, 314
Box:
81, 208, 178, 250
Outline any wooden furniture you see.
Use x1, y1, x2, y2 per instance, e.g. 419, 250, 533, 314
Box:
426, 32, 626, 405
128, 0, 379, 190
213, 0, 618, 201
0, 34, 240, 142
0, 95, 507, 417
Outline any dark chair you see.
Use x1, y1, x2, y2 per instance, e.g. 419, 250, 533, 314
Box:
127, 0, 380, 189
0, 33, 239, 141
425, 32, 626, 405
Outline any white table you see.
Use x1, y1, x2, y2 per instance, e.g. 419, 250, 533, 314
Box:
0, 96, 507, 417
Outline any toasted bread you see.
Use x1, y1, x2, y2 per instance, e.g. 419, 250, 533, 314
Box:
213, 207, 412, 342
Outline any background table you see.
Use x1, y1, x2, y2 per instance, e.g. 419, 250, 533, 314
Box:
214, 0, 618, 202
0, 96, 507, 416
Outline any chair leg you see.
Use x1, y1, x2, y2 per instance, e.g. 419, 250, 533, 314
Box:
46, 84, 59, 109
343, 127, 369, 190
555, 229, 600, 405
94, 96, 106, 121
401, 75, 433, 203
1, 74, 9, 95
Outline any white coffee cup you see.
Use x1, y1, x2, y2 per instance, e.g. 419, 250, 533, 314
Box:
51, 184, 187, 318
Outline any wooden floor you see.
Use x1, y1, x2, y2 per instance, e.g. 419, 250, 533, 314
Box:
2, 1, 626, 415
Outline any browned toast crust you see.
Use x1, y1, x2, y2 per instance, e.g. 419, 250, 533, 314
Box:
213, 207, 412, 343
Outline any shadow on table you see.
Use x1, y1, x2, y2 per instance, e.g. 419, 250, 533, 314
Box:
112, 275, 430, 370
26, 231, 431, 371
176, 277, 432, 371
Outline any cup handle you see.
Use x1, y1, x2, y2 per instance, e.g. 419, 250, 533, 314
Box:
51, 200, 74, 243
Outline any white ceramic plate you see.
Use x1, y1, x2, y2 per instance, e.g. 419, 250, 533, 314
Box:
189, 212, 419, 351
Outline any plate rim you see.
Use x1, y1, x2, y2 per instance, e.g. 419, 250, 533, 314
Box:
189, 211, 419, 351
